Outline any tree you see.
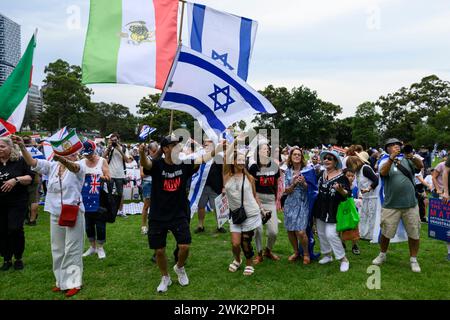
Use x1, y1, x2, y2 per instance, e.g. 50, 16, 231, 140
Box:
40, 60, 93, 131
351, 102, 381, 148
413, 106, 450, 148
334, 117, 354, 147
377, 75, 450, 142
137, 94, 195, 137
253, 85, 342, 146
88, 102, 139, 141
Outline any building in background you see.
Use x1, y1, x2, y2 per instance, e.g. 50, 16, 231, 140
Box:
0, 13, 21, 86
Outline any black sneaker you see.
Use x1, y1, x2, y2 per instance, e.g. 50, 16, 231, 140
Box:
352, 245, 360, 255
1, 261, 12, 271
14, 260, 24, 270
194, 227, 205, 234
216, 227, 227, 233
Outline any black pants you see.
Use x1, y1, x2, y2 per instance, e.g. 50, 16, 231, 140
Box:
85, 213, 107, 244
415, 184, 426, 220
0, 202, 27, 261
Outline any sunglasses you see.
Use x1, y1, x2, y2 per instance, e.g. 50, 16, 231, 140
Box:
323, 156, 336, 161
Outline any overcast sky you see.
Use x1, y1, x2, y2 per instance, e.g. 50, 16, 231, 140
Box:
2, 0, 450, 119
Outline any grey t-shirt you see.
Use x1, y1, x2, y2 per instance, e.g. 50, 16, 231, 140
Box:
108, 148, 126, 179
382, 158, 417, 209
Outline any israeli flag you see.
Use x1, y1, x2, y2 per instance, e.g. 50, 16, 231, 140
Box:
26, 147, 45, 160
159, 46, 276, 143
188, 160, 213, 217
187, 2, 258, 81
138, 125, 156, 141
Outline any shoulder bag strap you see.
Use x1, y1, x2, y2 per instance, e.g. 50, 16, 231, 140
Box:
107, 148, 114, 165
240, 174, 245, 208
395, 160, 415, 188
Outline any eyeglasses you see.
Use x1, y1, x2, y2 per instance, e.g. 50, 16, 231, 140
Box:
323, 156, 336, 161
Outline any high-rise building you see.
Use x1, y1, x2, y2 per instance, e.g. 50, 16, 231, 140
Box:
0, 13, 21, 86
27, 84, 43, 115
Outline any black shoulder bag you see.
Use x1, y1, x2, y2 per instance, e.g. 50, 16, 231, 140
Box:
394, 159, 416, 188
229, 175, 247, 224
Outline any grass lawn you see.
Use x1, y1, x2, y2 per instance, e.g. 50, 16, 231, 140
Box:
0, 207, 448, 300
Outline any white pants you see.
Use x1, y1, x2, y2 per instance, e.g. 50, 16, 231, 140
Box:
50, 211, 85, 290
255, 193, 278, 252
316, 219, 345, 260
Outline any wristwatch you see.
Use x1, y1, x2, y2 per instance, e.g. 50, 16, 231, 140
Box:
14, 177, 19, 184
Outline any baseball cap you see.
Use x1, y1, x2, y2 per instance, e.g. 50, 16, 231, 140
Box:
160, 135, 183, 148
81, 140, 96, 156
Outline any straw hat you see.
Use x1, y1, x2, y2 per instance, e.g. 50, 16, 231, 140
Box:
355, 151, 370, 164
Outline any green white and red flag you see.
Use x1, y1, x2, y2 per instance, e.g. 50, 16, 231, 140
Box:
0, 33, 36, 136
49, 129, 83, 156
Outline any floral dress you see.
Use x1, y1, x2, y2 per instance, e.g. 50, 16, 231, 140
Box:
283, 167, 310, 231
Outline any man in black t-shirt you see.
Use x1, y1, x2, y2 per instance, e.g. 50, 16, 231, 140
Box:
140, 134, 223, 293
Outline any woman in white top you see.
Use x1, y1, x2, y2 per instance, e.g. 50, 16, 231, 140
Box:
224, 144, 263, 276
12, 135, 86, 298
79, 140, 111, 259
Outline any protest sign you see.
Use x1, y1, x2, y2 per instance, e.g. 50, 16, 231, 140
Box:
428, 198, 450, 242
215, 193, 230, 228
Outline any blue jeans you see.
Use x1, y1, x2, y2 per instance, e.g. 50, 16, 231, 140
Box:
85, 213, 106, 244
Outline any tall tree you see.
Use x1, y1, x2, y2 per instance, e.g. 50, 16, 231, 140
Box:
137, 94, 195, 137
253, 85, 342, 146
334, 117, 354, 147
377, 75, 450, 142
39, 59, 93, 131
351, 102, 381, 148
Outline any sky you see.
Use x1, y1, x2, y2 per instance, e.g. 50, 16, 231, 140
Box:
2, 0, 450, 120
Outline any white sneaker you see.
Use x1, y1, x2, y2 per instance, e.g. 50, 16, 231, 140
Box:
141, 226, 148, 235
157, 276, 172, 293
83, 247, 96, 257
97, 247, 106, 259
340, 260, 350, 272
410, 259, 421, 273
173, 264, 189, 286
318, 255, 334, 264
372, 253, 387, 266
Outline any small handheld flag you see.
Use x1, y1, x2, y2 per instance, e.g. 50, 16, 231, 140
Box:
139, 125, 156, 141
49, 129, 83, 156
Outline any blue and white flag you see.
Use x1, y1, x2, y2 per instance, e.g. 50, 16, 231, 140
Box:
159, 46, 277, 143
187, 2, 258, 81
138, 125, 156, 141
189, 159, 213, 217
26, 147, 45, 160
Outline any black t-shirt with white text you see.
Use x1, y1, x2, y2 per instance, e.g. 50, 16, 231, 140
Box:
144, 158, 196, 222
248, 162, 280, 195
0, 157, 35, 203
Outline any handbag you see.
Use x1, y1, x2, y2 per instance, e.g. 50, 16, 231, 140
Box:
260, 209, 272, 225
229, 175, 247, 224
336, 197, 360, 232
58, 173, 80, 228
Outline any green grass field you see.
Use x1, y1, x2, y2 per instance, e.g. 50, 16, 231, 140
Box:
0, 207, 448, 300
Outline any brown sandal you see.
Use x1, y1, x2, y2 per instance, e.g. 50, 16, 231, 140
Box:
288, 253, 300, 262
303, 255, 311, 265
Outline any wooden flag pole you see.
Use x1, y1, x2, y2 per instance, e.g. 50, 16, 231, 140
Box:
170, 0, 186, 134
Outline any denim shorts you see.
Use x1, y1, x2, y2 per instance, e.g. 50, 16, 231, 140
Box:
142, 180, 152, 199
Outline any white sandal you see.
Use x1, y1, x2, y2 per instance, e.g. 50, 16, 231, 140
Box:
228, 259, 241, 272
243, 266, 254, 276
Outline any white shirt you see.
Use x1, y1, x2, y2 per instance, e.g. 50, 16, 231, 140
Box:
424, 175, 434, 191
108, 148, 126, 179
33, 159, 86, 216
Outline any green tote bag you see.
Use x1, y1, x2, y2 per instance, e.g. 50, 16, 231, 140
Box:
336, 197, 360, 232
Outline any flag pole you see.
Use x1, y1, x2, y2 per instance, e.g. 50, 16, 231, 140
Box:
170, 0, 186, 134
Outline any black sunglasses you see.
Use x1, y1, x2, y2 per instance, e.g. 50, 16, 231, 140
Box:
323, 156, 336, 161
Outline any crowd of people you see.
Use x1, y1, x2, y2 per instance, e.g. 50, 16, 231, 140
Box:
0, 132, 448, 296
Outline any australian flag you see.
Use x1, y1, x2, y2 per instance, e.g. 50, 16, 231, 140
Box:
82, 174, 102, 213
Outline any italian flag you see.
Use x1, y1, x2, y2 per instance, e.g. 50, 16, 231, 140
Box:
50, 129, 83, 156
0, 33, 36, 136
82, 0, 179, 90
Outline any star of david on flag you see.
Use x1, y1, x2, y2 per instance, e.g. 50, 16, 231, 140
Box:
158, 46, 276, 143
211, 50, 234, 71
209, 84, 235, 112
186, 2, 258, 81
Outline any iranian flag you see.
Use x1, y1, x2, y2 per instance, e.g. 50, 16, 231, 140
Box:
50, 129, 83, 156
0, 33, 36, 136
82, 0, 178, 90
